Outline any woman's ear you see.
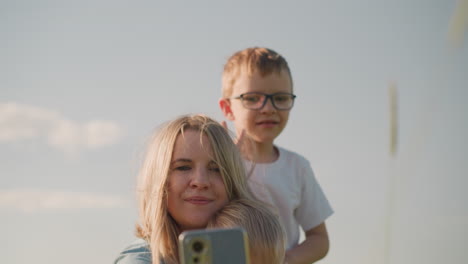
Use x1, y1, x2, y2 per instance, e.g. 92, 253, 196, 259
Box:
219, 98, 235, 121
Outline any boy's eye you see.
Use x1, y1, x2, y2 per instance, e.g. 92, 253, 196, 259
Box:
243, 94, 262, 103
274, 95, 291, 102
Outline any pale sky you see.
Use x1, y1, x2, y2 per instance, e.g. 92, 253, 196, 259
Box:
1, 1, 467, 264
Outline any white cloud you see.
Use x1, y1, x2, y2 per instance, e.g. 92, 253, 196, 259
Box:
0, 189, 130, 213
84, 121, 122, 149
0, 102, 123, 153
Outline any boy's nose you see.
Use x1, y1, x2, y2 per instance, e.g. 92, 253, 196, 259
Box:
261, 97, 276, 113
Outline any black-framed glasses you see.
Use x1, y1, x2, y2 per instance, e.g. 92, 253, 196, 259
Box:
232, 92, 297, 110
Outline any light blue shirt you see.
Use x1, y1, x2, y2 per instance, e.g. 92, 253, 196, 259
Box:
114, 239, 154, 264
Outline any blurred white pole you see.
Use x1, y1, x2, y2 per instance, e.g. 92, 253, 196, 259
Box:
384, 82, 398, 264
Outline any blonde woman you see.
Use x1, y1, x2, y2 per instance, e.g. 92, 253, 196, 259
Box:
114, 114, 256, 264
207, 199, 286, 264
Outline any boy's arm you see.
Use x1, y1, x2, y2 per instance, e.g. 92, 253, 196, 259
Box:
284, 222, 329, 264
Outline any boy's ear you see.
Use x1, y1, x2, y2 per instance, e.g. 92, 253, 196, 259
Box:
219, 98, 235, 121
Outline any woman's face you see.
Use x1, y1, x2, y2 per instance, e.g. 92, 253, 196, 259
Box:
167, 130, 229, 231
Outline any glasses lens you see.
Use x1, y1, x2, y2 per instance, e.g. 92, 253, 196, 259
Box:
273, 94, 294, 109
241, 93, 264, 109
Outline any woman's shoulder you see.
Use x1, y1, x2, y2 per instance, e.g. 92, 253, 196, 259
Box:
114, 239, 152, 264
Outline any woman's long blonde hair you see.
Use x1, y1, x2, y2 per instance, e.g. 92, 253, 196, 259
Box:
135, 114, 255, 264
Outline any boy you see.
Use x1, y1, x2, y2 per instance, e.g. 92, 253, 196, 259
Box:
219, 47, 333, 264
207, 199, 285, 264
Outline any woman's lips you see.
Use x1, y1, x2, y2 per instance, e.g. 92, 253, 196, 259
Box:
185, 196, 212, 205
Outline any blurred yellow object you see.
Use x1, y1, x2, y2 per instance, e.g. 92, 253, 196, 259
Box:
448, 0, 468, 47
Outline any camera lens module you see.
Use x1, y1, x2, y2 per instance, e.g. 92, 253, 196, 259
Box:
192, 240, 204, 253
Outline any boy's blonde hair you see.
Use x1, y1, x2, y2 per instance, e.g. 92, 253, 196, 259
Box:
207, 199, 286, 264
135, 114, 256, 264
222, 47, 292, 98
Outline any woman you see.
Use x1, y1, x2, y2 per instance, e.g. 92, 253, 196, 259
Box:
114, 114, 257, 264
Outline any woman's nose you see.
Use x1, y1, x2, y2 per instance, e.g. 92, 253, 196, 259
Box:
189, 168, 210, 189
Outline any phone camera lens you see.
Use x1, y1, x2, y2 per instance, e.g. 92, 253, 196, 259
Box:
192, 241, 204, 253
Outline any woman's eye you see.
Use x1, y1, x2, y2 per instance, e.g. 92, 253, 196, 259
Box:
209, 166, 221, 172
175, 166, 191, 171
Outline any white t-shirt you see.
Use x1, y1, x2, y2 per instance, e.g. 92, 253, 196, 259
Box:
244, 146, 333, 249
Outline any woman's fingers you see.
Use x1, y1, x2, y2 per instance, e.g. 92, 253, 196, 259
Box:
220, 120, 228, 130
235, 129, 246, 147
220, 121, 245, 147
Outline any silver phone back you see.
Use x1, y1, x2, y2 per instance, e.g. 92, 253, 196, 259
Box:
178, 228, 249, 264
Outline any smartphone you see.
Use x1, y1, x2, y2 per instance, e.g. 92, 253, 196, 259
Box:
178, 227, 250, 264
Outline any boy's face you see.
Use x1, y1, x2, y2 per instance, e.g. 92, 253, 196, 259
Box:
220, 70, 293, 145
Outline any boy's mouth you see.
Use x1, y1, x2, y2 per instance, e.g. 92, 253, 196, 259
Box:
256, 120, 279, 126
